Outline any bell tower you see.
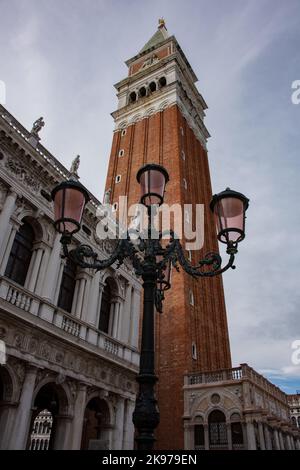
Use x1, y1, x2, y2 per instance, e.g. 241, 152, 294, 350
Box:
105, 20, 232, 449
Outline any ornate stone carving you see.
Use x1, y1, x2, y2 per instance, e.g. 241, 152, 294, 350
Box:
14, 333, 24, 349
40, 342, 51, 360
28, 337, 39, 354
5, 158, 40, 192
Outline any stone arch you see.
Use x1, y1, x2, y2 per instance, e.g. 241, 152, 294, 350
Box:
81, 394, 113, 449
130, 114, 142, 124
158, 100, 169, 111
144, 107, 156, 118
28, 380, 72, 450
32, 378, 72, 416
0, 363, 19, 402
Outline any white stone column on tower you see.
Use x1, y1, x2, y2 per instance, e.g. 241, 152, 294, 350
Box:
69, 383, 87, 449
113, 396, 125, 450
8, 366, 38, 449
0, 190, 18, 257
123, 399, 135, 450
41, 233, 62, 301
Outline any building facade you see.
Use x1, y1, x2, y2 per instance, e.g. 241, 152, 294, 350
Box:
0, 104, 142, 450
184, 364, 300, 450
105, 20, 231, 450
288, 393, 300, 430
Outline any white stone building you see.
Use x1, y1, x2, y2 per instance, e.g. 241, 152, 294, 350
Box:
0, 104, 142, 450
184, 364, 300, 450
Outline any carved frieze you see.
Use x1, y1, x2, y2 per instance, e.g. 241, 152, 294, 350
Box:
5, 157, 40, 193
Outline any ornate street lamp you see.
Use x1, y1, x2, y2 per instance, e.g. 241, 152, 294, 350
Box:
51, 164, 249, 450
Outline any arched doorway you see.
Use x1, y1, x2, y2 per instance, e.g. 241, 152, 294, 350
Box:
208, 410, 228, 450
28, 383, 68, 450
81, 398, 111, 450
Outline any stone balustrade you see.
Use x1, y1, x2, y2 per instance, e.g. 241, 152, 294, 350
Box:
0, 275, 139, 368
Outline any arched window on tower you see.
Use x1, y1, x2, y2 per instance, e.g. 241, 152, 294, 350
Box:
139, 87, 147, 98
129, 91, 137, 104
149, 81, 157, 93
57, 258, 77, 313
159, 76, 167, 88
5, 221, 34, 286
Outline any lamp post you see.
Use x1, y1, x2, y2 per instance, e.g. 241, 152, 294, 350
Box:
51, 164, 249, 450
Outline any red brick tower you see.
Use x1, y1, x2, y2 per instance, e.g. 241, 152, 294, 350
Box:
105, 20, 232, 449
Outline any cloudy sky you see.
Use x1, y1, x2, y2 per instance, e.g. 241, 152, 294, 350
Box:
1, 0, 300, 392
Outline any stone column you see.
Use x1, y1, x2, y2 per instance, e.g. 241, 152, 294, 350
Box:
278, 431, 285, 450
8, 366, 38, 449
204, 423, 209, 450
120, 283, 132, 343
86, 270, 101, 326
108, 302, 116, 336
273, 428, 280, 450
226, 422, 232, 450
112, 301, 120, 339
75, 277, 86, 318
0, 404, 18, 449
258, 421, 266, 450
246, 421, 256, 450
81, 272, 92, 323
264, 424, 272, 450
69, 383, 87, 449
35, 246, 50, 295
0, 223, 18, 275
53, 415, 72, 450
41, 233, 62, 301
54, 259, 66, 305
27, 246, 44, 292
113, 396, 125, 450
286, 434, 292, 450
0, 191, 18, 255
116, 301, 124, 341
123, 399, 135, 450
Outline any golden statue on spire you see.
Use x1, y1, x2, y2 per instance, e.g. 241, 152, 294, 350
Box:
158, 18, 166, 29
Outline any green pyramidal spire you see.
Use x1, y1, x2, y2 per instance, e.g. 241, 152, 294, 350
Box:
140, 18, 169, 53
